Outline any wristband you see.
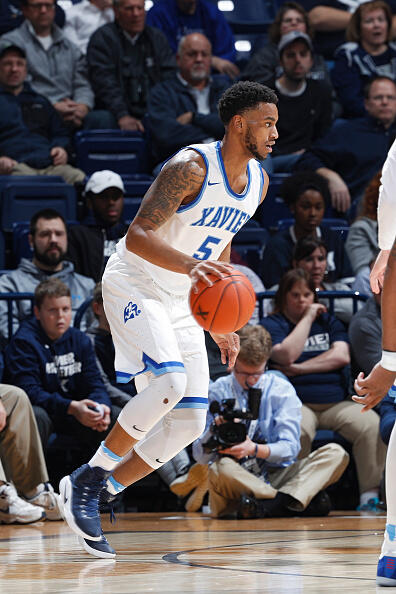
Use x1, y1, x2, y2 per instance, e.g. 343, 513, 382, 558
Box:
380, 350, 396, 372
254, 443, 258, 457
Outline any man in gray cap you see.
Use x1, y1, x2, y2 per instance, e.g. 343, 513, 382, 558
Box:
261, 30, 333, 174
67, 170, 129, 282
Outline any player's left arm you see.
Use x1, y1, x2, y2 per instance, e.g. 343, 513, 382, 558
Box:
209, 239, 240, 368
353, 235, 396, 410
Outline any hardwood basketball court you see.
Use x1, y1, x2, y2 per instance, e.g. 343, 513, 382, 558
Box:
0, 511, 389, 593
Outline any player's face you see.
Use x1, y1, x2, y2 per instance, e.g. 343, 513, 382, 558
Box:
295, 246, 327, 288
115, 0, 145, 35
292, 189, 325, 233
34, 295, 72, 341
30, 217, 67, 268
284, 280, 315, 320
360, 7, 388, 47
280, 41, 313, 81
0, 51, 27, 91
365, 79, 396, 126
177, 34, 212, 84
280, 8, 307, 36
243, 103, 278, 161
89, 187, 124, 225
233, 359, 267, 389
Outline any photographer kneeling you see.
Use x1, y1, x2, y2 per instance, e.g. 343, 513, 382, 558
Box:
192, 325, 349, 518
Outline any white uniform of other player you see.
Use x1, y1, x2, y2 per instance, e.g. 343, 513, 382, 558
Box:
101, 141, 264, 467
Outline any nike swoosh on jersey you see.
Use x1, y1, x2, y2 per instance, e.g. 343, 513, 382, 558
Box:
133, 425, 146, 432
208, 181, 221, 186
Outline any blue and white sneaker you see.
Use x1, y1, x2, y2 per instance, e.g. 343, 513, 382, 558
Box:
377, 555, 396, 586
79, 533, 116, 559
59, 464, 111, 541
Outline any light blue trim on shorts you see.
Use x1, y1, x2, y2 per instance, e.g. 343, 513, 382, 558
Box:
174, 396, 208, 410
116, 352, 186, 383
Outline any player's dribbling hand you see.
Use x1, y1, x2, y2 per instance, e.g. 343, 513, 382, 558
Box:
189, 260, 234, 292
210, 331, 240, 368
352, 364, 396, 411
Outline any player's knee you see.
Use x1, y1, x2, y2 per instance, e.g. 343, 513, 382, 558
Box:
154, 371, 187, 407
184, 409, 207, 443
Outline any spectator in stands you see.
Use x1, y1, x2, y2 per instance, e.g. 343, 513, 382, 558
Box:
87, 0, 176, 132
67, 170, 128, 283
2, 0, 112, 129
260, 171, 352, 288
292, 237, 355, 324
0, 383, 62, 523
146, 0, 238, 79
262, 268, 386, 510
0, 41, 84, 184
0, 208, 95, 347
345, 170, 380, 276
63, 0, 114, 55
0, 0, 65, 36
332, 1, 396, 118
259, 30, 332, 174
295, 76, 396, 213
242, 2, 330, 87
298, 0, 396, 60
4, 278, 118, 458
148, 32, 229, 166
348, 289, 381, 377
87, 281, 135, 406
192, 324, 349, 518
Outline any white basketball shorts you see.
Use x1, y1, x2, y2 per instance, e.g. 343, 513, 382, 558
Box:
102, 251, 209, 410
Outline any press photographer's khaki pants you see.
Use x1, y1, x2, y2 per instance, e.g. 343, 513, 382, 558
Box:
0, 384, 49, 495
300, 401, 386, 494
208, 443, 349, 517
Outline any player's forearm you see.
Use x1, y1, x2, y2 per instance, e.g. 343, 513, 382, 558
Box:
382, 238, 396, 351
125, 222, 196, 275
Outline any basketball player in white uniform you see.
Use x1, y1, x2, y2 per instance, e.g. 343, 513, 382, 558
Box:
353, 137, 396, 585
59, 81, 279, 558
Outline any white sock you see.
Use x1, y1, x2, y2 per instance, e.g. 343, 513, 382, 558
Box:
106, 475, 126, 496
360, 489, 379, 506
381, 416, 396, 557
88, 441, 122, 472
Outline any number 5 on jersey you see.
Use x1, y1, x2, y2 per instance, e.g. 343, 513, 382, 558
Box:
193, 235, 221, 260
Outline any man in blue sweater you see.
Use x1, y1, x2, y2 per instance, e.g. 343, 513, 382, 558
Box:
294, 76, 396, 213
4, 278, 118, 458
0, 41, 84, 183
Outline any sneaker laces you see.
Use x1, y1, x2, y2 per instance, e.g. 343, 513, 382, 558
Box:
76, 476, 106, 520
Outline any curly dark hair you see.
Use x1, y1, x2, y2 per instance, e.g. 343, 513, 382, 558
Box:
218, 81, 278, 125
280, 171, 330, 208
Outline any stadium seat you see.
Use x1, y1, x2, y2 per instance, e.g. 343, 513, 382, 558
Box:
277, 217, 350, 240
232, 226, 269, 274
256, 173, 290, 230
1, 183, 77, 232
75, 130, 150, 175
223, 0, 276, 33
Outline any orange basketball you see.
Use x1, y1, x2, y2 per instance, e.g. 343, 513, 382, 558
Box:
189, 268, 256, 333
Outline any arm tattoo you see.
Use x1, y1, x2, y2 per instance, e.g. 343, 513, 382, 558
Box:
135, 159, 205, 231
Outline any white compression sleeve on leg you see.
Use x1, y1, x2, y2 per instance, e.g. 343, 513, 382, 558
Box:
134, 407, 207, 470
117, 371, 187, 440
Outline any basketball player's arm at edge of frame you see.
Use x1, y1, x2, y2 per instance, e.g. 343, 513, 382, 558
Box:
353, 234, 396, 410
125, 149, 233, 285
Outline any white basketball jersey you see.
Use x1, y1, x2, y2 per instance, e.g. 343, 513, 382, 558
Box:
116, 141, 265, 294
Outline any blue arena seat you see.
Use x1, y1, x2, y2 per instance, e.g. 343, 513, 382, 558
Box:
256, 173, 290, 230
1, 183, 77, 232
232, 226, 269, 274
223, 0, 276, 33
75, 130, 150, 175
277, 217, 350, 240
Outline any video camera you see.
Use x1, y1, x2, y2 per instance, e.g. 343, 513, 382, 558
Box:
202, 387, 262, 453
